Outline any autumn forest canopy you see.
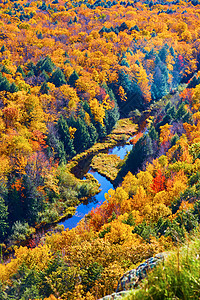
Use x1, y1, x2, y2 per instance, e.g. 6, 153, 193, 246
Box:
1, 0, 200, 298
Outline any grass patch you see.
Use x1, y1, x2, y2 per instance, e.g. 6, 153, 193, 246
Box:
66, 118, 138, 174
112, 118, 138, 136
124, 231, 200, 300
91, 153, 122, 181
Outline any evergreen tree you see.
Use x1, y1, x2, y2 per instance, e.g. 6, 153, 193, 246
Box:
104, 99, 119, 134
120, 58, 130, 67
167, 105, 177, 119
115, 134, 153, 184
0, 197, 8, 241
73, 118, 92, 153
41, 56, 54, 73
148, 125, 158, 141
117, 69, 145, 116
21, 174, 43, 225
16, 65, 25, 77
88, 123, 98, 146
176, 102, 187, 120
26, 61, 36, 74
37, 32, 43, 39
50, 68, 66, 87
7, 177, 23, 224
158, 45, 168, 63
169, 46, 175, 57
151, 62, 169, 100
0, 77, 10, 92
68, 70, 79, 87
1, 65, 11, 74
0, 45, 5, 53
41, 70, 49, 81
40, 1, 47, 10
27, 69, 35, 78
9, 82, 18, 93
46, 131, 66, 164
40, 81, 50, 94
95, 122, 107, 140
171, 133, 179, 147
57, 116, 76, 158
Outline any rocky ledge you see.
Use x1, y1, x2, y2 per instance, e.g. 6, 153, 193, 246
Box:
99, 253, 165, 300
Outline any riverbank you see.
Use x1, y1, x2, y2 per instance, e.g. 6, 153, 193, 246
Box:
1, 118, 138, 260
67, 118, 138, 177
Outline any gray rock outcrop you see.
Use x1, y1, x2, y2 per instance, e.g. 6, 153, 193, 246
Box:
99, 253, 165, 300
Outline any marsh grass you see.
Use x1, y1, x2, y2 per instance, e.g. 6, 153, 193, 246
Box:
91, 153, 122, 181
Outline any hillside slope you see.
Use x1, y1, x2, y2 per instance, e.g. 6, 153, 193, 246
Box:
1, 0, 200, 299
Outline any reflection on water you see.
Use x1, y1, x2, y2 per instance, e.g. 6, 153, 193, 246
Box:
108, 143, 133, 159
59, 170, 113, 229
59, 137, 136, 229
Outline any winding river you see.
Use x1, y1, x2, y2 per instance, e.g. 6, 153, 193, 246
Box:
59, 141, 134, 229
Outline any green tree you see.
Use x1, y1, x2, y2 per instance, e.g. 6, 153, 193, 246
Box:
50, 68, 66, 87
41, 70, 49, 81
0, 45, 6, 53
115, 134, 153, 183
151, 62, 169, 100
0, 77, 10, 92
88, 123, 98, 146
40, 81, 50, 94
73, 118, 92, 153
158, 44, 168, 63
21, 174, 44, 225
68, 70, 79, 87
41, 56, 54, 73
9, 82, 19, 93
57, 116, 76, 158
16, 65, 25, 77
46, 131, 66, 164
0, 197, 8, 241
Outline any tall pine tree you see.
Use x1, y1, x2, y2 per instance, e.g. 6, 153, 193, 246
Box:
57, 116, 76, 158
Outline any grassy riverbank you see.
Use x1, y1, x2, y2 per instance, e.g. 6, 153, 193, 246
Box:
66, 118, 138, 175
2, 118, 137, 254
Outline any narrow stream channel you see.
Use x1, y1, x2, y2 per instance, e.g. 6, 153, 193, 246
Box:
59, 141, 134, 229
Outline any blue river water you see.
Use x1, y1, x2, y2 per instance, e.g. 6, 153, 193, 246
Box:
108, 141, 133, 159
59, 141, 133, 229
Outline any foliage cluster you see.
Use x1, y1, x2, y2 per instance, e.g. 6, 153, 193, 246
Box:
1, 0, 200, 298
0, 0, 200, 235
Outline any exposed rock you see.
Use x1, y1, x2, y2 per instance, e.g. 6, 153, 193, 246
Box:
99, 291, 130, 300
98, 253, 165, 300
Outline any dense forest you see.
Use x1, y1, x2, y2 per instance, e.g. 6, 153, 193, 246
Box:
1, 0, 200, 298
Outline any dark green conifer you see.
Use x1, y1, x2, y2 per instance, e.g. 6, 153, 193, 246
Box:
41, 56, 54, 73
1, 65, 11, 74
0, 197, 8, 241
16, 65, 25, 77
27, 69, 35, 78
151, 62, 169, 100
41, 70, 49, 81
68, 70, 79, 87
0, 45, 6, 53
158, 45, 168, 63
50, 68, 66, 87
40, 81, 50, 95
9, 82, 19, 93
57, 115, 76, 158
73, 118, 92, 153
0, 77, 10, 92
